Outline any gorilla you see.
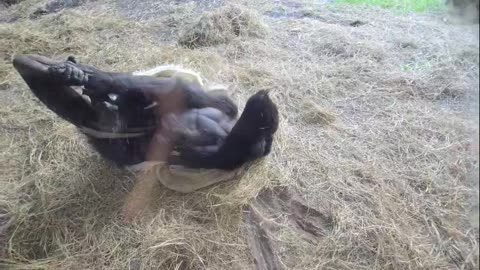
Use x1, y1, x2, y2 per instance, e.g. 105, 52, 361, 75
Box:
12, 54, 279, 171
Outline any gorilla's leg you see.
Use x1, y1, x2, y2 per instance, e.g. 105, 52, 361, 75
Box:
13, 55, 98, 128
13, 55, 155, 166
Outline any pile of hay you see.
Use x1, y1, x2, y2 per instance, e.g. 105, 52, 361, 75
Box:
178, 4, 267, 48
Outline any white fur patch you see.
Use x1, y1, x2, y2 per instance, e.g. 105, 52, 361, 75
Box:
133, 65, 231, 92
79, 126, 146, 139
133, 65, 204, 86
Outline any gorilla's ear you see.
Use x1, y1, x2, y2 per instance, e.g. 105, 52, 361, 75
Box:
256, 89, 272, 98
67, 56, 77, 63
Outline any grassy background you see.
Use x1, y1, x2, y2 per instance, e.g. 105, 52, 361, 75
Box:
335, 0, 445, 12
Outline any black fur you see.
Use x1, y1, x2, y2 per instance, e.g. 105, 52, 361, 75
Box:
13, 54, 279, 169
172, 90, 279, 170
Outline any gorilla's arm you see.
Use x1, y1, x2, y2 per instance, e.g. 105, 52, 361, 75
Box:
13, 54, 238, 130
47, 59, 238, 118
170, 91, 279, 170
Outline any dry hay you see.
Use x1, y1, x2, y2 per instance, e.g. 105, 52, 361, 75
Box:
300, 101, 336, 125
0, 0, 479, 269
178, 4, 267, 48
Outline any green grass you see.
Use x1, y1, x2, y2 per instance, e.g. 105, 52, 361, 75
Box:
335, 0, 445, 12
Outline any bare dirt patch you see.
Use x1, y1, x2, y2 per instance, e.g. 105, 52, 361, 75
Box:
243, 187, 334, 269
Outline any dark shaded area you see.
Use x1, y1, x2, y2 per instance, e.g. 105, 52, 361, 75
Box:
265, 8, 367, 27
350, 19, 366, 27
447, 0, 479, 13
243, 187, 333, 270
30, 0, 85, 19
0, 208, 14, 259
244, 207, 284, 270
116, 0, 225, 21
1, 0, 23, 7
446, 0, 478, 22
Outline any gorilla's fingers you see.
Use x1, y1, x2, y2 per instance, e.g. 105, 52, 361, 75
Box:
70, 65, 86, 85
67, 56, 77, 63
196, 114, 228, 138
48, 62, 87, 86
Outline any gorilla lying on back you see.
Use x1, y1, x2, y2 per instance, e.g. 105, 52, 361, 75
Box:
12, 54, 279, 171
